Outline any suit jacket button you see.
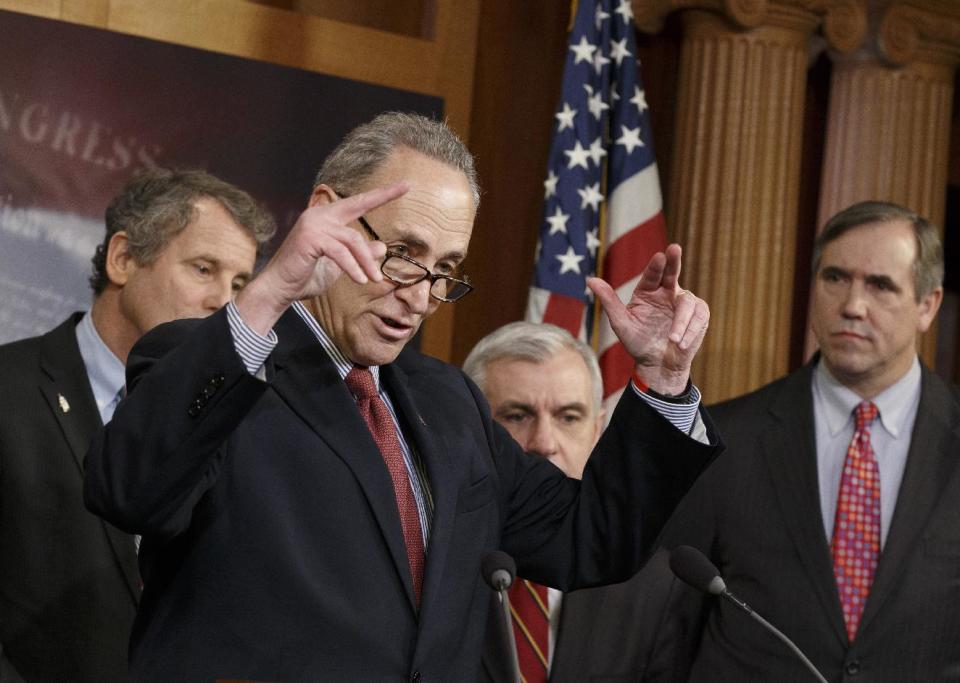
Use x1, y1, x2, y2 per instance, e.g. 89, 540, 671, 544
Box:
845, 659, 861, 675
410, 670, 421, 683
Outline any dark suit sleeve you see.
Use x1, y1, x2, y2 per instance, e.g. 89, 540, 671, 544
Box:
476, 374, 722, 591
83, 308, 269, 538
638, 467, 720, 681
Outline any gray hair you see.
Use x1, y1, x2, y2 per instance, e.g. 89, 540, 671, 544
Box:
463, 321, 602, 413
812, 200, 944, 301
90, 168, 277, 295
314, 111, 480, 208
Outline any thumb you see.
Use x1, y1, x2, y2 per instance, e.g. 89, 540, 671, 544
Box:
587, 277, 626, 326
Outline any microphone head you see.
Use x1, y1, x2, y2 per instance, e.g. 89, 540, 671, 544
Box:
670, 545, 726, 596
481, 550, 517, 591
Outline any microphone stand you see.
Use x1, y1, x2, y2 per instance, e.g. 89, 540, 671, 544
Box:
495, 583, 521, 683
721, 590, 828, 683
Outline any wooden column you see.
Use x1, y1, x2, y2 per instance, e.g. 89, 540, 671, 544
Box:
815, 0, 960, 365
635, 0, 865, 402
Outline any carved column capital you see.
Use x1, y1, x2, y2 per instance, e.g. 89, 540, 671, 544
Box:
633, 0, 866, 52
878, 1, 960, 67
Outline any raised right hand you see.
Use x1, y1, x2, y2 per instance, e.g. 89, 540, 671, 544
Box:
235, 182, 408, 334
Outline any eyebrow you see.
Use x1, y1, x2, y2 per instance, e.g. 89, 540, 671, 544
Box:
820, 265, 902, 293
387, 228, 468, 264
192, 254, 253, 281
495, 400, 589, 414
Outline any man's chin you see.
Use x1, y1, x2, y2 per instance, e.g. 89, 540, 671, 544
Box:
350, 338, 407, 368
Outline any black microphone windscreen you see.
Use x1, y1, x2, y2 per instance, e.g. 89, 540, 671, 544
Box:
670, 545, 724, 595
481, 550, 516, 590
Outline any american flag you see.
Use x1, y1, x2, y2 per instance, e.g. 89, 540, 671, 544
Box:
525, 0, 667, 412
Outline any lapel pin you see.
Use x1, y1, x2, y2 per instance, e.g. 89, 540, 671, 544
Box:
58, 393, 70, 414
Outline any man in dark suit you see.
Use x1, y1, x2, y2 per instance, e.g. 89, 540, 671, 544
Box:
466, 321, 694, 683
83, 112, 719, 681
0, 169, 275, 682
647, 200, 959, 681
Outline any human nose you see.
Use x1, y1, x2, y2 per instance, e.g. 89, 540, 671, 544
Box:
840, 280, 868, 318
525, 417, 559, 458
393, 277, 432, 314
204, 280, 233, 311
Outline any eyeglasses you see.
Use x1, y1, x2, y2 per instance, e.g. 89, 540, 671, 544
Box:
357, 215, 474, 303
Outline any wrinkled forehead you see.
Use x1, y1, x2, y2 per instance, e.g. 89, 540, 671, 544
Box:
363, 151, 476, 255
820, 221, 917, 272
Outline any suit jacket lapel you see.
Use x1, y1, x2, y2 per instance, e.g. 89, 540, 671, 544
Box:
38, 315, 141, 599
38, 315, 101, 475
761, 364, 848, 645
269, 311, 419, 611
550, 589, 595, 678
859, 368, 960, 634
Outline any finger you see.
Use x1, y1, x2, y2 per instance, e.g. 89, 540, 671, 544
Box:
331, 181, 410, 224
660, 243, 683, 291
318, 226, 386, 284
678, 297, 710, 351
635, 251, 667, 292
668, 290, 697, 344
587, 277, 628, 330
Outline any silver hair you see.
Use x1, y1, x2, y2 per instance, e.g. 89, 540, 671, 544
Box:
314, 111, 480, 207
463, 321, 603, 413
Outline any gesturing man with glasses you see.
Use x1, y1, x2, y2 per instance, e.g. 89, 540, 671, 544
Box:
84, 112, 718, 681
354, 214, 474, 302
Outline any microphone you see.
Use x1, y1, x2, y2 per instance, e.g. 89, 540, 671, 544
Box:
482, 550, 516, 591
669, 546, 828, 683
481, 551, 521, 683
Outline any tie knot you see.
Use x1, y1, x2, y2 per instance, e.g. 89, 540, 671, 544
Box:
854, 401, 879, 430
345, 367, 378, 401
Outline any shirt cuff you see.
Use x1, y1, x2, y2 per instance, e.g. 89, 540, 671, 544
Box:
630, 378, 701, 435
226, 301, 277, 376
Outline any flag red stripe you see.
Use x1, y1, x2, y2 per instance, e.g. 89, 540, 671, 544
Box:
542, 294, 586, 338
602, 212, 667, 291
599, 340, 635, 399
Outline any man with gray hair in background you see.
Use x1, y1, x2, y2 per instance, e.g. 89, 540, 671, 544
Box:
466, 321, 697, 682
84, 111, 718, 681
0, 168, 275, 682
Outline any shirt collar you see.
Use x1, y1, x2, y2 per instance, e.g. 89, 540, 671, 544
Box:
74, 311, 125, 413
292, 301, 381, 389
814, 356, 921, 439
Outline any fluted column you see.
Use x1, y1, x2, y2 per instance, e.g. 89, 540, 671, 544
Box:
815, 0, 960, 365
635, 0, 865, 402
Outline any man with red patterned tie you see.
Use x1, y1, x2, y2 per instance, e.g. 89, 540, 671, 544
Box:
466, 321, 701, 682
83, 112, 719, 682
643, 201, 960, 681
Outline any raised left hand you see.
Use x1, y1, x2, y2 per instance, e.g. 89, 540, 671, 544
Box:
587, 244, 709, 395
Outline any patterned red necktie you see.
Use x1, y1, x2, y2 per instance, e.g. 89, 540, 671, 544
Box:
509, 579, 549, 683
345, 367, 424, 603
830, 401, 881, 643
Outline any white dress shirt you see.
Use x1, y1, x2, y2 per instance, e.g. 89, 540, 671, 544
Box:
813, 357, 921, 547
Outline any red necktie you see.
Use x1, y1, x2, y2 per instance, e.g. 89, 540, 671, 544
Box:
831, 401, 881, 642
345, 367, 424, 603
509, 580, 549, 683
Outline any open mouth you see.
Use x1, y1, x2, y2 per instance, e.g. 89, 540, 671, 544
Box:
375, 314, 415, 339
